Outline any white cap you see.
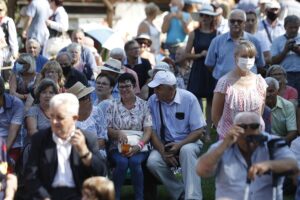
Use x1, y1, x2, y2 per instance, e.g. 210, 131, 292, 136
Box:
148, 62, 170, 77
265, 1, 281, 9
148, 71, 177, 88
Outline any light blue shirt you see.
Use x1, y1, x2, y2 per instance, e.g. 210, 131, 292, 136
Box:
205, 32, 265, 79
165, 12, 190, 45
210, 133, 295, 200
148, 88, 206, 142
0, 93, 25, 148
271, 34, 300, 72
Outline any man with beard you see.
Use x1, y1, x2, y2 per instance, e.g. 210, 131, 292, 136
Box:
257, 1, 285, 49
56, 52, 88, 89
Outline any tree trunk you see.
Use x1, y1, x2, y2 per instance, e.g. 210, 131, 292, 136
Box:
7, 0, 17, 20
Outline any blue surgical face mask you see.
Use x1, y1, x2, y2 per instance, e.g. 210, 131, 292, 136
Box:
15, 62, 24, 73
170, 6, 178, 13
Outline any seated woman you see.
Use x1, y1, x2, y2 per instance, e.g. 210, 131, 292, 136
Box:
212, 40, 267, 140
106, 73, 152, 200
94, 73, 115, 106
266, 64, 298, 107
9, 53, 39, 110
67, 82, 107, 158
26, 78, 58, 136
67, 43, 94, 81
39, 60, 65, 93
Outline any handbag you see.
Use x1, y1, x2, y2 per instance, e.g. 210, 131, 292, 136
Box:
117, 130, 150, 152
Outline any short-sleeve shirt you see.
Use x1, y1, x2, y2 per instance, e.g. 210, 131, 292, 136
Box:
148, 88, 206, 142
107, 97, 152, 149
26, 105, 51, 131
205, 32, 265, 79
214, 74, 267, 139
0, 93, 25, 148
210, 133, 295, 200
271, 96, 297, 137
26, 0, 51, 46
271, 34, 300, 72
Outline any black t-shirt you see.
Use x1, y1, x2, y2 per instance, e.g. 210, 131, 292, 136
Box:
64, 68, 89, 89
125, 58, 151, 89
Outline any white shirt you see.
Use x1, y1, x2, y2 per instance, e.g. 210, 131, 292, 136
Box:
48, 6, 69, 32
51, 132, 76, 188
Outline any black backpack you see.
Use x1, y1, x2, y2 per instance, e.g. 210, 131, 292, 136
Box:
1, 21, 9, 45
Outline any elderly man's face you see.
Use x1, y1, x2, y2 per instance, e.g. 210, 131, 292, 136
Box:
26, 42, 41, 57
266, 84, 278, 106
236, 115, 262, 153
154, 84, 176, 103
72, 32, 85, 45
50, 104, 78, 140
229, 12, 246, 35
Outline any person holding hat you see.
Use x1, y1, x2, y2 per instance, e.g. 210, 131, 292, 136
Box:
146, 70, 206, 200
67, 82, 107, 157
186, 4, 218, 141
257, 0, 285, 49
135, 33, 156, 66
137, 2, 161, 55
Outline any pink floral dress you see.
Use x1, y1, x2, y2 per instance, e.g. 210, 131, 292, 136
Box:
214, 74, 267, 139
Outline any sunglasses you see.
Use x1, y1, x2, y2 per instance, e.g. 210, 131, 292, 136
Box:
79, 94, 90, 102
238, 123, 260, 130
245, 134, 268, 145
230, 19, 244, 24
200, 13, 211, 17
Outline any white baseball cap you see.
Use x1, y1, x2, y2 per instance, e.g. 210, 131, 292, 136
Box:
148, 71, 177, 88
148, 62, 171, 77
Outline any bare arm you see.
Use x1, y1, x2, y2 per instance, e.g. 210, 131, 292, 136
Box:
284, 131, 298, 143
137, 21, 150, 36
272, 40, 293, 64
7, 124, 21, 151
211, 92, 225, 127
9, 73, 26, 100
161, 13, 174, 33
25, 116, 38, 137
4, 174, 18, 200
22, 16, 33, 38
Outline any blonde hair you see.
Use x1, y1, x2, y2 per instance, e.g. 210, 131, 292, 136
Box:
0, 1, 7, 14
234, 40, 257, 58
145, 2, 160, 17
82, 177, 115, 200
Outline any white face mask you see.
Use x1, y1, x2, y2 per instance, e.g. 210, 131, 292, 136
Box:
237, 57, 255, 71
170, 6, 178, 13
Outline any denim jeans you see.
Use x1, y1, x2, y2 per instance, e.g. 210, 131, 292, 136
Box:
111, 150, 148, 200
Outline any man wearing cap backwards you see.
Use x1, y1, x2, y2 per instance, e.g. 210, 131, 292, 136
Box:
197, 111, 298, 200
257, 1, 285, 49
24, 93, 107, 200
146, 71, 206, 200
205, 9, 265, 80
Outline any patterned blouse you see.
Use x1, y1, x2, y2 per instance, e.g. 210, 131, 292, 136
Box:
215, 74, 267, 139
107, 96, 152, 149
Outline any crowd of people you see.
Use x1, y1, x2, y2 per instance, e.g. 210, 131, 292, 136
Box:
1, 0, 300, 199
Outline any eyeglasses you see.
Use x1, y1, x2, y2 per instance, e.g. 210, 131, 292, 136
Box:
118, 84, 133, 90
269, 73, 284, 76
79, 95, 90, 102
200, 13, 211, 17
230, 19, 244, 24
238, 123, 260, 130
246, 19, 256, 23
96, 81, 110, 86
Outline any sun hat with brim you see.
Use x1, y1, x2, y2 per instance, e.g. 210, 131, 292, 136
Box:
191, 4, 218, 21
148, 61, 171, 77
135, 34, 152, 46
265, 1, 281, 9
67, 81, 95, 100
148, 70, 177, 88
259, 0, 271, 3
101, 58, 124, 74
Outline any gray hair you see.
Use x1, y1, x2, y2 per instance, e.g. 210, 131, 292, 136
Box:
67, 43, 82, 54
56, 51, 73, 63
17, 53, 36, 73
266, 65, 287, 84
265, 77, 280, 90
49, 93, 79, 116
233, 112, 260, 125
26, 38, 41, 49
109, 48, 126, 58
229, 9, 247, 22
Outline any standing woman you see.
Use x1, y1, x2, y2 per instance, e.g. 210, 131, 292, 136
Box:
137, 2, 161, 55
212, 40, 267, 140
185, 4, 218, 138
0, 0, 18, 59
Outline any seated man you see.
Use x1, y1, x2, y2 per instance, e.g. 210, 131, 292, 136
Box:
146, 71, 206, 200
197, 111, 298, 200
24, 93, 107, 200
265, 77, 297, 143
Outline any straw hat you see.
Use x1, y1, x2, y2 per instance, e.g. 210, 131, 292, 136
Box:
101, 58, 124, 74
67, 82, 95, 99
135, 34, 152, 46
